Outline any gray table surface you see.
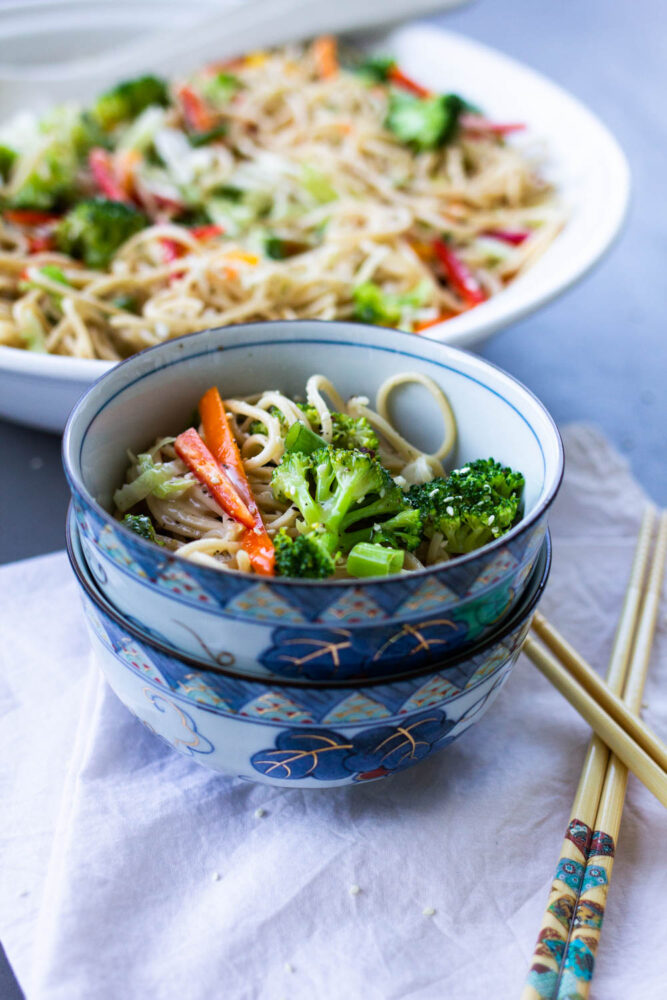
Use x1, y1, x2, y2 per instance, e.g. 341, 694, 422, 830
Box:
1, 0, 665, 996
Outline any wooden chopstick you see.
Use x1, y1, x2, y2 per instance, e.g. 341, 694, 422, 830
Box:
521, 506, 656, 1000
554, 510, 667, 999
531, 612, 667, 773
524, 636, 667, 806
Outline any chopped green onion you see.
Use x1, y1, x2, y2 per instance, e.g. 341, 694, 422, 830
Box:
284, 421, 327, 455
347, 542, 405, 577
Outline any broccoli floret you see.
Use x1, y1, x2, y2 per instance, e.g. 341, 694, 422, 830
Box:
370, 506, 423, 551
385, 91, 465, 151
121, 513, 162, 545
92, 75, 170, 130
274, 528, 336, 579
271, 446, 388, 556
295, 403, 379, 453
248, 405, 287, 436
352, 281, 402, 327
55, 198, 147, 268
357, 55, 396, 83
338, 465, 421, 551
352, 280, 431, 329
0, 144, 16, 181
407, 457, 525, 555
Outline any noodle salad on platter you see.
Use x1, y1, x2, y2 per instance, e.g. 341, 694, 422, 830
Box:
114, 372, 526, 580
0, 37, 562, 361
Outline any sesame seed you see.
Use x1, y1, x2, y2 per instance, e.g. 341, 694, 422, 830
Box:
446, 506, 454, 517
254, 807, 267, 819
487, 515, 495, 525
349, 884, 361, 896
460, 467, 470, 474
155, 322, 169, 339
211, 872, 221, 882
422, 906, 436, 917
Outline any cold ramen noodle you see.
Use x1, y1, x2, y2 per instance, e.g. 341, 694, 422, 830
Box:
0, 37, 561, 359
113, 372, 525, 580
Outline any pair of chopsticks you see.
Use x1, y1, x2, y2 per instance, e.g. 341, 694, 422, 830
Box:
521, 506, 667, 1000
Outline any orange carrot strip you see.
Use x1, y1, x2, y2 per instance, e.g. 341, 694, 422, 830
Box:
199, 387, 275, 575
177, 84, 217, 132
313, 36, 338, 79
174, 427, 254, 529
414, 314, 454, 332
388, 65, 430, 98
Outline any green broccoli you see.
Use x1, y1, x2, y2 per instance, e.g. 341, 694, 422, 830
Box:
92, 75, 170, 130
338, 464, 421, 551
407, 458, 525, 555
357, 55, 396, 83
352, 280, 431, 329
121, 513, 162, 545
385, 91, 465, 151
274, 528, 336, 579
271, 446, 388, 557
295, 403, 379, 453
368, 506, 423, 551
248, 405, 288, 436
55, 198, 147, 268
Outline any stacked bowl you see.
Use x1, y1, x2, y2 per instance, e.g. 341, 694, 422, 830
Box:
63, 321, 563, 787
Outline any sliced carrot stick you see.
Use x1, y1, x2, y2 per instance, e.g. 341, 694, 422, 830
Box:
414, 313, 454, 332
174, 427, 254, 529
177, 84, 217, 133
199, 386, 275, 576
388, 65, 430, 98
313, 36, 338, 79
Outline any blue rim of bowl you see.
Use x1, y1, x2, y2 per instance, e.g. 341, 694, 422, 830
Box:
66, 503, 552, 690
62, 319, 564, 590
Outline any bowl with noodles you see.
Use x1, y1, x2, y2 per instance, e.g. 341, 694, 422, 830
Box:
66, 494, 552, 786
0, 23, 629, 432
63, 319, 563, 680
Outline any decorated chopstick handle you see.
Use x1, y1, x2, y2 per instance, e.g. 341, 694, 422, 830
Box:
522, 819, 594, 1000
555, 828, 616, 999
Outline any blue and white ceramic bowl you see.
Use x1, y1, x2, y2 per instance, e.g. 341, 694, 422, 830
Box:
68, 510, 551, 787
63, 321, 563, 680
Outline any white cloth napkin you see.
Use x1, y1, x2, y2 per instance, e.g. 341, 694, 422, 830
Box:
1, 424, 665, 1000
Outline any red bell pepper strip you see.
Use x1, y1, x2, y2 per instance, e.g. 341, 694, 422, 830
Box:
27, 232, 56, 253
89, 148, 130, 202
460, 114, 526, 135
4, 208, 61, 227
433, 238, 487, 308
160, 238, 184, 262
388, 65, 430, 98
190, 224, 224, 241
482, 228, 530, 245
177, 85, 217, 133
174, 427, 255, 529
199, 386, 275, 576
